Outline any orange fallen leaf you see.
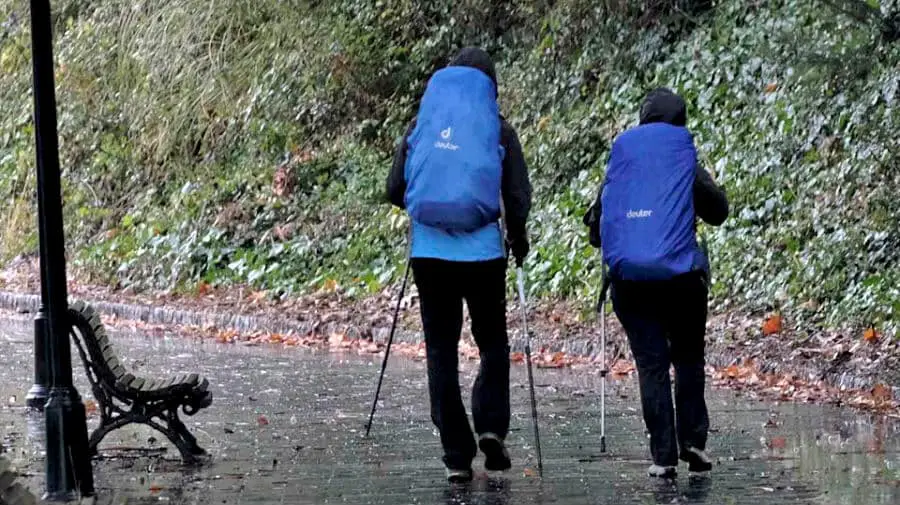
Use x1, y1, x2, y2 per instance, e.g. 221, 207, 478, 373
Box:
864, 327, 879, 343
85, 400, 98, 415
762, 314, 783, 336
258, 415, 269, 426
764, 82, 778, 93
523, 467, 537, 477
197, 281, 212, 296
769, 436, 787, 449
510, 352, 525, 363
149, 484, 163, 493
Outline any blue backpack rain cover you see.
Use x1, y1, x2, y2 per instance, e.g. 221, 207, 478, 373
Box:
404, 66, 503, 231
600, 123, 707, 281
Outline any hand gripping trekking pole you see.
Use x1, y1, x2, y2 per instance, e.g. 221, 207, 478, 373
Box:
598, 260, 612, 453
365, 259, 411, 437
516, 267, 544, 477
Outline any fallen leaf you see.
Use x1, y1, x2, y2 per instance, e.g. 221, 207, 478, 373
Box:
85, 400, 98, 414
328, 333, 347, 347
510, 352, 525, 363
762, 314, 783, 336
149, 484, 163, 493
197, 281, 212, 296
523, 467, 537, 477
764, 82, 778, 93
864, 327, 879, 343
769, 436, 787, 449
258, 415, 269, 426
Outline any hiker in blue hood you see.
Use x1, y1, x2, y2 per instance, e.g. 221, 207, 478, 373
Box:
584, 87, 728, 478
386, 47, 532, 483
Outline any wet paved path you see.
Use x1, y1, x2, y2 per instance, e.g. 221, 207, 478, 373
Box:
1, 317, 899, 504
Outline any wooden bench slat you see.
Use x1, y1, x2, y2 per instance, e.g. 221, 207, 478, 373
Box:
101, 346, 119, 366
87, 311, 102, 330
109, 364, 126, 380
160, 377, 177, 390
169, 374, 186, 388
129, 377, 146, 391
117, 373, 135, 389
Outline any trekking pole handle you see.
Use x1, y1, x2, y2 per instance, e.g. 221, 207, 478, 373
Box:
516, 267, 529, 342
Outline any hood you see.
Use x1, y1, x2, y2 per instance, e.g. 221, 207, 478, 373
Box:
448, 47, 498, 90
639, 87, 687, 127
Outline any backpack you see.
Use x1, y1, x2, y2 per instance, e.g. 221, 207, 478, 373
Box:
404, 66, 503, 232
600, 123, 707, 281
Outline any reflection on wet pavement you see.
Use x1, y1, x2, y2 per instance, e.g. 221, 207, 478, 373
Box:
1, 317, 898, 504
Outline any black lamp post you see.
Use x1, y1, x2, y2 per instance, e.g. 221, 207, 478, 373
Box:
28, 0, 95, 499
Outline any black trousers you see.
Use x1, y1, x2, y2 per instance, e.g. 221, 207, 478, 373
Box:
411, 257, 510, 470
611, 271, 710, 467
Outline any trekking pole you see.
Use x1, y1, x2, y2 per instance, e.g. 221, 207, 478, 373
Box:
598, 260, 612, 453
365, 259, 411, 437
516, 266, 544, 478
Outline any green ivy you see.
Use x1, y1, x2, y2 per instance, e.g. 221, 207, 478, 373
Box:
0, 0, 897, 335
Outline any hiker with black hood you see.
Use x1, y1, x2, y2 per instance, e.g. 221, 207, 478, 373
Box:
584, 88, 728, 478
386, 47, 532, 483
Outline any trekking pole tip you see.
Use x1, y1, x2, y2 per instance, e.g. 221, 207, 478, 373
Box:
600, 436, 606, 453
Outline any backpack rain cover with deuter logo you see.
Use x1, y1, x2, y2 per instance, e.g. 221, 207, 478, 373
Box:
404, 66, 504, 232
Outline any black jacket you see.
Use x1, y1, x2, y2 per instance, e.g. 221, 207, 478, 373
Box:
583, 88, 729, 247
385, 48, 532, 244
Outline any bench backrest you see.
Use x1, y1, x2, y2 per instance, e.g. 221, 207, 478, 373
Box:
69, 302, 132, 392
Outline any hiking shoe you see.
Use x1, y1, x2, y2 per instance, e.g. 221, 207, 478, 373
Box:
478, 433, 512, 471
648, 465, 677, 478
446, 467, 474, 484
682, 447, 713, 474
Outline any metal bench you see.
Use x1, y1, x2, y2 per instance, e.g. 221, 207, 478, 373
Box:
68, 301, 213, 464
0, 457, 37, 505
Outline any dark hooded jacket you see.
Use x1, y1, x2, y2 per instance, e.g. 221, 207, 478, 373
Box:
583, 87, 729, 248
385, 47, 532, 247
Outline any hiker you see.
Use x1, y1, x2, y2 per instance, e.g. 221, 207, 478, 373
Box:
583, 87, 729, 478
385, 47, 532, 483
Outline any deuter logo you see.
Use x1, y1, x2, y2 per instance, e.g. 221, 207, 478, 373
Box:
626, 209, 653, 219
434, 126, 460, 151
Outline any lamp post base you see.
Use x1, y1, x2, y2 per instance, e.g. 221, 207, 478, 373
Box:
43, 386, 94, 501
